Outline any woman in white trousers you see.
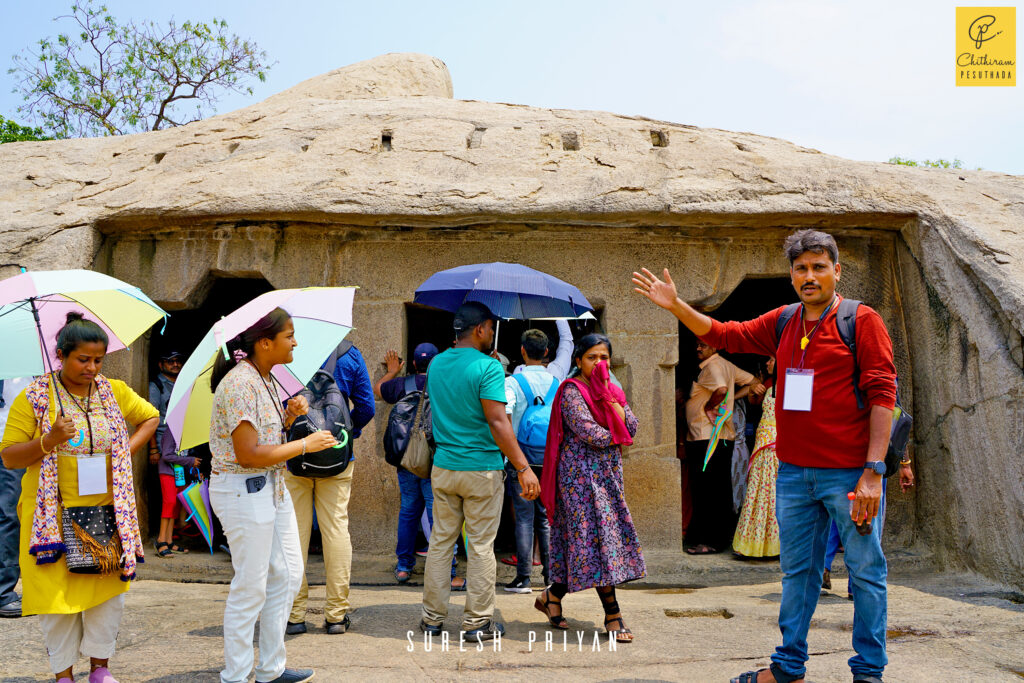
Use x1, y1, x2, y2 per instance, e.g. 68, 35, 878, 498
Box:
208, 308, 336, 683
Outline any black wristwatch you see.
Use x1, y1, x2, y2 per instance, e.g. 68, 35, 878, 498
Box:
863, 461, 886, 475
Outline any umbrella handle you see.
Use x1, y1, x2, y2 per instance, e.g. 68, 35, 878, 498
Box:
332, 429, 350, 449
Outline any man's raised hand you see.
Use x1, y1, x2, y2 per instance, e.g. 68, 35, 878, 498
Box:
633, 268, 679, 311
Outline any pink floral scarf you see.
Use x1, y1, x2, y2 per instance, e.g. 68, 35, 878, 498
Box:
25, 374, 144, 580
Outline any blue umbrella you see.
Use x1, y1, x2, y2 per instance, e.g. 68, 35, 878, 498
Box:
413, 263, 593, 319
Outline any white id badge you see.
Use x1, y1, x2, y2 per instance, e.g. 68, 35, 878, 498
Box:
783, 369, 815, 412
77, 454, 108, 496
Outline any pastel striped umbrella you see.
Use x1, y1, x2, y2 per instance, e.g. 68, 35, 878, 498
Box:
0, 269, 166, 380
166, 287, 356, 451
703, 389, 733, 472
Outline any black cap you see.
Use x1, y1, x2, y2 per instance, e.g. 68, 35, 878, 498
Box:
453, 302, 496, 333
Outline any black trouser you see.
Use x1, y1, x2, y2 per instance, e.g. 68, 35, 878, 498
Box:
684, 439, 737, 551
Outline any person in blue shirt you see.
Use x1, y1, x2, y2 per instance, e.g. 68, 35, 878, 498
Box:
0, 376, 31, 618
286, 341, 374, 636
328, 345, 376, 439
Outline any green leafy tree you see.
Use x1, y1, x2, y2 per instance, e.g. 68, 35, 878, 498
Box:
0, 115, 51, 143
888, 156, 965, 169
9, 0, 272, 138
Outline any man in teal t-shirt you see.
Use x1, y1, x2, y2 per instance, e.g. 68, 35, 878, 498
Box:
419, 302, 541, 641
429, 346, 506, 470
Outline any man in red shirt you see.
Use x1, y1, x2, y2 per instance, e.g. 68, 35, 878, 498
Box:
634, 230, 895, 683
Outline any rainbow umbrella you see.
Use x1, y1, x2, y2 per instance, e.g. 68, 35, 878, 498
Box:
166, 287, 356, 451
177, 476, 214, 553
702, 390, 733, 472
0, 269, 166, 381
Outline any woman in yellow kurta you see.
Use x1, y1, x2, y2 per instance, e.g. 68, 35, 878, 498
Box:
732, 358, 780, 559
0, 313, 158, 683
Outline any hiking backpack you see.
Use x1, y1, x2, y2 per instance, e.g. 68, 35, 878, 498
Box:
383, 374, 433, 469
287, 341, 354, 478
512, 373, 559, 467
774, 299, 912, 477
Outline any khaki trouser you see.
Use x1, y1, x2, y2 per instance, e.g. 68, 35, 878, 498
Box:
421, 466, 504, 630
285, 463, 354, 624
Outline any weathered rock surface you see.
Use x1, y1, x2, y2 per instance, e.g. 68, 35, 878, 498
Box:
266, 51, 454, 103
0, 53, 1021, 588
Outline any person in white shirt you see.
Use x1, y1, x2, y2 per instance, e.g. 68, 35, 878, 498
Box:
502, 324, 570, 594
513, 319, 574, 381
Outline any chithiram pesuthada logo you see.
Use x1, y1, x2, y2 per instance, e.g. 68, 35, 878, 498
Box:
956, 7, 1016, 86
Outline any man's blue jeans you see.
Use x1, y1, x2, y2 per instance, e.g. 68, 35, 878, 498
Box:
825, 486, 887, 596
504, 463, 550, 582
0, 464, 24, 606
395, 468, 455, 577
773, 463, 887, 681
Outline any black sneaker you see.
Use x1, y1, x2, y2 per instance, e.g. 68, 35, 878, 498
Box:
419, 619, 443, 636
285, 621, 307, 635
504, 575, 532, 594
464, 621, 505, 642
326, 615, 350, 634
256, 668, 314, 683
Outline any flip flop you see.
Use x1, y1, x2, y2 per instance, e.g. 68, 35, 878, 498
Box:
685, 544, 718, 555
395, 569, 411, 583
501, 555, 542, 566
155, 542, 172, 558
450, 577, 467, 591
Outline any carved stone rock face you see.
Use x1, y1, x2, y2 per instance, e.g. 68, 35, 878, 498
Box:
2, 53, 1022, 589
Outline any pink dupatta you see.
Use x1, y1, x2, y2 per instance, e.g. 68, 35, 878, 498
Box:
540, 361, 631, 523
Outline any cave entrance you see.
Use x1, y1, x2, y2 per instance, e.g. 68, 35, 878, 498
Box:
144, 275, 275, 537
675, 276, 796, 549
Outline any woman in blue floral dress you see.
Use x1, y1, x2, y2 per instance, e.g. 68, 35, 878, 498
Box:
536, 334, 645, 642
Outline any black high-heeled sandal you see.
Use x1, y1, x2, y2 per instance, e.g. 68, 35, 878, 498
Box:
603, 615, 634, 643
598, 587, 633, 643
534, 589, 568, 629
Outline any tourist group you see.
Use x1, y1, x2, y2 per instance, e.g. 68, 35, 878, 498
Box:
0, 229, 910, 683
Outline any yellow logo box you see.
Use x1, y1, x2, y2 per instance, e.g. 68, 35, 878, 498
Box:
956, 7, 1016, 86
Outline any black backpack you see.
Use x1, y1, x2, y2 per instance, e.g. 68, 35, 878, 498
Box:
383, 375, 432, 468
287, 341, 354, 478
774, 299, 912, 478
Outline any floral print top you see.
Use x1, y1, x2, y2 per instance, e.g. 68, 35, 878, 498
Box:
210, 361, 287, 500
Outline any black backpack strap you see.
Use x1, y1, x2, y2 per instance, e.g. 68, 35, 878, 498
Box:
322, 339, 355, 379
774, 303, 801, 346
834, 299, 864, 410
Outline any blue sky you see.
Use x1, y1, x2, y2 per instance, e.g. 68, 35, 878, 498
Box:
2, 0, 1021, 173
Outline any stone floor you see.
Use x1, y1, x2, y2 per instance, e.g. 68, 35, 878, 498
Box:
2, 551, 1023, 682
